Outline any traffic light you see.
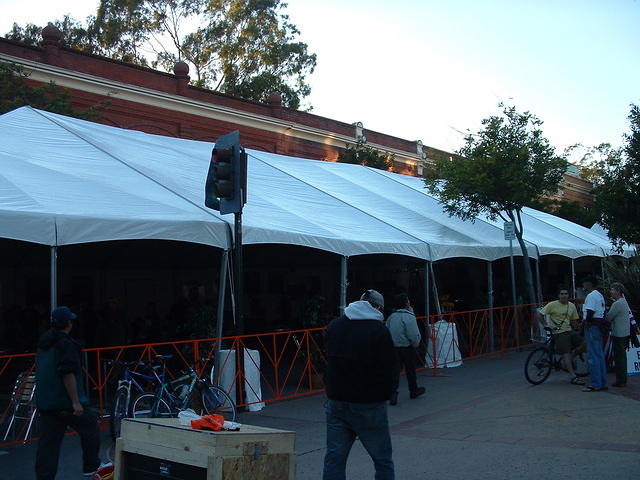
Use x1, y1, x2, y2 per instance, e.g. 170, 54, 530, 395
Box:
205, 130, 247, 214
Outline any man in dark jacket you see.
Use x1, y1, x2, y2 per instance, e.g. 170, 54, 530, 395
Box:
323, 290, 395, 480
35, 306, 102, 480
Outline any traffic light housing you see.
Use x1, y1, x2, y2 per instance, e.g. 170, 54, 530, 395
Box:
205, 130, 247, 214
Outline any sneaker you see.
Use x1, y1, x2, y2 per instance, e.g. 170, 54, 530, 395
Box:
389, 392, 398, 406
83, 461, 113, 477
410, 387, 425, 399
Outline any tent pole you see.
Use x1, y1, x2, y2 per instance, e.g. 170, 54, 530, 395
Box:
429, 262, 442, 317
601, 258, 606, 283
214, 249, 229, 382
339, 256, 348, 314
509, 241, 517, 307
488, 261, 494, 351
424, 261, 430, 320
571, 259, 576, 299
535, 258, 542, 303
50, 246, 58, 312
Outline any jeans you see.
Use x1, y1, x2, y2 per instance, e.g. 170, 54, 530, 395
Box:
323, 400, 394, 480
392, 347, 418, 394
35, 409, 101, 480
612, 336, 628, 385
585, 326, 608, 389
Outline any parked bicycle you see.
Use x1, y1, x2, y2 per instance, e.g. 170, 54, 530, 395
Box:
105, 355, 169, 441
524, 327, 588, 385
131, 356, 236, 421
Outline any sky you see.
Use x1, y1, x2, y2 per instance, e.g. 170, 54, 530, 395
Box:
1, 0, 639, 156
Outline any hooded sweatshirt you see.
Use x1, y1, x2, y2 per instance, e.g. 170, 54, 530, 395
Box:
324, 301, 395, 403
35, 329, 89, 411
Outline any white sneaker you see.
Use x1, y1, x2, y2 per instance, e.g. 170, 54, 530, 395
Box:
82, 461, 113, 477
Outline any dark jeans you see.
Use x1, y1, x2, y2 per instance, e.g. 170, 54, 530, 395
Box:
392, 347, 418, 394
585, 326, 607, 389
35, 409, 101, 480
613, 336, 628, 385
323, 400, 394, 480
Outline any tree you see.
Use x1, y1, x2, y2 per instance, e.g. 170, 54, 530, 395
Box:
338, 142, 394, 171
589, 104, 640, 249
424, 103, 568, 304
5, 0, 317, 110
0, 61, 106, 119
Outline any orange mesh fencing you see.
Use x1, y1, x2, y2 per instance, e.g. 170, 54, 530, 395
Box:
0, 304, 535, 447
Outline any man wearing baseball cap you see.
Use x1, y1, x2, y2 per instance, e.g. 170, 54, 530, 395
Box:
323, 289, 396, 479
35, 306, 105, 479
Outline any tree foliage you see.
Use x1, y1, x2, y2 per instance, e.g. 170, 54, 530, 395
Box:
5, 0, 317, 110
424, 103, 568, 303
0, 62, 106, 119
602, 255, 640, 307
588, 105, 640, 249
338, 142, 394, 171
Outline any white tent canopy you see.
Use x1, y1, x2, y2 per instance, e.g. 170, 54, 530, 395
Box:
0, 107, 631, 260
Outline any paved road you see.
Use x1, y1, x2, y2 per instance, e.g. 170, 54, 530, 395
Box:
2, 350, 639, 479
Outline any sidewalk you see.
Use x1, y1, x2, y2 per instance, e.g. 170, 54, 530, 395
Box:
2, 350, 639, 479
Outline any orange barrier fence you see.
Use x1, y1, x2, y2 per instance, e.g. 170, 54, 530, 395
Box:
0, 304, 536, 446
417, 303, 537, 370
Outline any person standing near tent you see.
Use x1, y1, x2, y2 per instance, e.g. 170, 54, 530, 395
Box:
323, 289, 396, 480
608, 282, 631, 387
386, 293, 425, 405
537, 287, 585, 385
581, 277, 608, 392
35, 306, 105, 479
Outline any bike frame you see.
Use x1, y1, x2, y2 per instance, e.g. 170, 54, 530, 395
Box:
149, 363, 202, 416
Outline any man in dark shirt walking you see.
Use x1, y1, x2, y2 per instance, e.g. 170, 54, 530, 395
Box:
35, 306, 103, 479
323, 290, 396, 480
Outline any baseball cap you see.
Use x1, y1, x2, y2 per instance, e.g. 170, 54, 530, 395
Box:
51, 306, 77, 329
360, 289, 384, 309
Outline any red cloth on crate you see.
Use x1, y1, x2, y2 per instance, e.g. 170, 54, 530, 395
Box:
191, 414, 225, 431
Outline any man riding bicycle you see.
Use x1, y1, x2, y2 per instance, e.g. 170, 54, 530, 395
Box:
537, 287, 586, 385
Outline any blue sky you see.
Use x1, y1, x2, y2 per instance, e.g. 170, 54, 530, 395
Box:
1, 0, 638, 156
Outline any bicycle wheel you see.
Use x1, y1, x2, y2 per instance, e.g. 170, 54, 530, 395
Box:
201, 385, 236, 421
524, 346, 553, 385
110, 386, 129, 441
131, 393, 172, 419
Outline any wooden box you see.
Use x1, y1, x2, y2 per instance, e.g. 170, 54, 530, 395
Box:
114, 418, 296, 480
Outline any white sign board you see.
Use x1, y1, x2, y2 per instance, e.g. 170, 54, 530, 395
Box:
503, 221, 516, 241
627, 338, 640, 376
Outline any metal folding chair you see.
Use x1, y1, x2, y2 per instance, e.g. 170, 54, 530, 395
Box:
2, 371, 38, 442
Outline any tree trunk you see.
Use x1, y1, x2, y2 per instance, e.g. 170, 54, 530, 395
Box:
515, 231, 536, 304
510, 210, 537, 305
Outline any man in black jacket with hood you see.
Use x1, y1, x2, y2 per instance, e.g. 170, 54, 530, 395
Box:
323, 290, 396, 480
35, 306, 102, 479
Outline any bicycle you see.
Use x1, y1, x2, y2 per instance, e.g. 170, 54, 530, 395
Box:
106, 355, 169, 441
524, 327, 589, 385
131, 357, 236, 422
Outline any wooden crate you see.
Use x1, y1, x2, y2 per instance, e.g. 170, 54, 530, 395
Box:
114, 418, 296, 480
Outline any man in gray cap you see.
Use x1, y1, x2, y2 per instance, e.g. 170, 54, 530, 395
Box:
323, 290, 396, 480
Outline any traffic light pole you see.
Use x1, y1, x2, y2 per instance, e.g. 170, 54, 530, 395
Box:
205, 130, 247, 408
234, 211, 244, 334
234, 211, 245, 410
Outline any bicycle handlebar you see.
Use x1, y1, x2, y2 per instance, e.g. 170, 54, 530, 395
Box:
103, 354, 173, 367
